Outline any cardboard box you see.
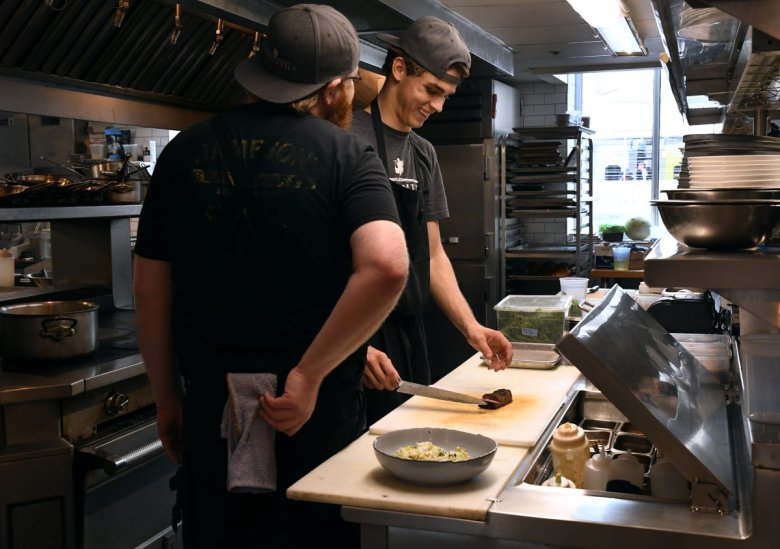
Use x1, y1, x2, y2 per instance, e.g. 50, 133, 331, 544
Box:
494, 295, 573, 344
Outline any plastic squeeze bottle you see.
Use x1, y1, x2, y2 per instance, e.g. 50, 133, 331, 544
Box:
549, 422, 590, 488
583, 445, 612, 491
608, 450, 645, 489
650, 456, 689, 500
0, 248, 14, 287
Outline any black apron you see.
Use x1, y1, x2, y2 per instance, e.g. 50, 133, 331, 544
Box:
365, 99, 432, 425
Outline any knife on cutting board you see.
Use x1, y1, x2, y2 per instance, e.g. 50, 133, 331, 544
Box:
396, 380, 489, 405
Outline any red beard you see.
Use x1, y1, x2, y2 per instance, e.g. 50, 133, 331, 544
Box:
324, 86, 353, 129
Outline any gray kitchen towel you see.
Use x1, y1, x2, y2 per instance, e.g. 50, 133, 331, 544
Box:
220, 372, 278, 493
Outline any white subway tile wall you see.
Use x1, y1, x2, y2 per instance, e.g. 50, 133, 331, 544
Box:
515, 81, 572, 246
515, 82, 569, 128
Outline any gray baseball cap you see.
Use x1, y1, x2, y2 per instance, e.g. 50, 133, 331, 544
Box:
234, 4, 360, 104
377, 16, 471, 86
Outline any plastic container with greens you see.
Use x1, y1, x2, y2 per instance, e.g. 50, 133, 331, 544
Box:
494, 295, 573, 344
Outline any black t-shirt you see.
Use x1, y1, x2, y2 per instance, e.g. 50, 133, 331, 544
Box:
135, 103, 400, 388
351, 110, 449, 220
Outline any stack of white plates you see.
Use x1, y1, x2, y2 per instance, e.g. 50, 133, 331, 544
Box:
686, 154, 780, 187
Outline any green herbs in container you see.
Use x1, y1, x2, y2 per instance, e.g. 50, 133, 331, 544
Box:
494, 295, 573, 344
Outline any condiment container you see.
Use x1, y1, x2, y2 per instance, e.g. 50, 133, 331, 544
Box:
494, 294, 573, 344
608, 450, 644, 489
549, 422, 590, 488
583, 446, 612, 490
650, 456, 689, 500
0, 249, 14, 287
542, 471, 576, 488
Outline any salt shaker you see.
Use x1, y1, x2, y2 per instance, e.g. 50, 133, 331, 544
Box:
549, 422, 590, 488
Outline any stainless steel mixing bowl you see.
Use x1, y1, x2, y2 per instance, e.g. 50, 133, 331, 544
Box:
663, 188, 780, 201
652, 199, 780, 250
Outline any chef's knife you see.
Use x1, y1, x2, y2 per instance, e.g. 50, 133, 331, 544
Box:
396, 380, 488, 405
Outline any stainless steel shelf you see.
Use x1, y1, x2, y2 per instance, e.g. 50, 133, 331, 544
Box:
500, 128, 594, 295
0, 205, 142, 222
644, 235, 780, 290
645, 236, 780, 331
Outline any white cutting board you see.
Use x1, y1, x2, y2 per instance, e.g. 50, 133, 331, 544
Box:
287, 434, 528, 521
369, 354, 581, 447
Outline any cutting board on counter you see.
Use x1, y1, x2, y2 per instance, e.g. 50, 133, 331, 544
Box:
288, 434, 528, 521
370, 355, 581, 447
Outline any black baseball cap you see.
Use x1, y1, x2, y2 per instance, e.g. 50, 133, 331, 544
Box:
377, 16, 471, 86
234, 4, 360, 104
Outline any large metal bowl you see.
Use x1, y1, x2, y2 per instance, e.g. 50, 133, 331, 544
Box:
652, 199, 780, 250
663, 188, 780, 201
373, 427, 497, 486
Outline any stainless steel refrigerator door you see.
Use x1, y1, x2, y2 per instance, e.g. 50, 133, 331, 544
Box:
436, 141, 499, 264
424, 259, 497, 382
424, 140, 501, 381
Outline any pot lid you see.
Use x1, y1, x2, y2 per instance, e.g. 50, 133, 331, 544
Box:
557, 285, 733, 503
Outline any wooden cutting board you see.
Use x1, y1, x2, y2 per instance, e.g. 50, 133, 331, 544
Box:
369, 354, 581, 447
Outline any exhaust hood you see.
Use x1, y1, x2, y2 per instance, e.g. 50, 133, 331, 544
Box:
651, 0, 780, 132
0, 0, 513, 129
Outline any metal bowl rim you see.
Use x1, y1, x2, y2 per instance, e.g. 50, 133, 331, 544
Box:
0, 300, 99, 316
651, 199, 780, 206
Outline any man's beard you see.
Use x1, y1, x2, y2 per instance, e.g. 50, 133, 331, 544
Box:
323, 88, 353, 129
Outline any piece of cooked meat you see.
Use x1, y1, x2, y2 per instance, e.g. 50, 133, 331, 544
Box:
479, 388, 513, 409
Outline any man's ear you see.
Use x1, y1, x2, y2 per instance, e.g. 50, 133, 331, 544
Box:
321, 79, 343, 105
390, 57, 406, 82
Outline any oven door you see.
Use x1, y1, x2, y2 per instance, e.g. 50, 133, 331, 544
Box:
75, 420, 180, 549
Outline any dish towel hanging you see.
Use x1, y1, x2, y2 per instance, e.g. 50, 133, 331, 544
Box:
221, 372, 278, 493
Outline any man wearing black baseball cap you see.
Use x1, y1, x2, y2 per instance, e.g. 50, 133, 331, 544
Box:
351, 16, 513, 426
135, 4, 407, 547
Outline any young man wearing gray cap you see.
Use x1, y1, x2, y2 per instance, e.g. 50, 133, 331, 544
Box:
351, 16, 513, 425
134, 4, 407, 547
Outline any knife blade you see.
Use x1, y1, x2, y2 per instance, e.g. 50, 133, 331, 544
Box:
396, 380, 487, 405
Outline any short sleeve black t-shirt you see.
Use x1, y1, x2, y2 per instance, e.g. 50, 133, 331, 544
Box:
135, 103, 400, 382
350, 109, 449, 221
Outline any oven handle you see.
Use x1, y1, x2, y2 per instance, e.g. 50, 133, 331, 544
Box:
77, 420, 166, 475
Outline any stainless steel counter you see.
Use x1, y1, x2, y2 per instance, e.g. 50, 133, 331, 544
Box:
330, 287, 775, 549
0, 309, 143, 404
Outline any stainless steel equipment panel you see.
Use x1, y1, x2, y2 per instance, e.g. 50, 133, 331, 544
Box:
557, 285, 733, 508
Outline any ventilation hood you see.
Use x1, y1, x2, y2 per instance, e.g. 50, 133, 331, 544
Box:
651, 0, 780, 132
0, 0, 514, 129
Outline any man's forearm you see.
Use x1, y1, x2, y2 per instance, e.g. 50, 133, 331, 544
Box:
134, 257, 180, 404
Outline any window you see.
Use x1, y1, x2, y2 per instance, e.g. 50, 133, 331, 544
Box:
576, 68, 722, 238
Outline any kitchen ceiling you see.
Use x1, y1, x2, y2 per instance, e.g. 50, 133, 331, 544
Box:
0, 0, 666, 124
438, 0, 666, 84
